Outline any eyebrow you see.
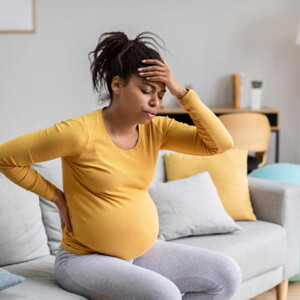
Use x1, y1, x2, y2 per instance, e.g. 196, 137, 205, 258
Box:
142, 81, 166, 93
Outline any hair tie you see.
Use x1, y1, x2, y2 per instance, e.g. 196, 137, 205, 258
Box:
120, 40, 134, 53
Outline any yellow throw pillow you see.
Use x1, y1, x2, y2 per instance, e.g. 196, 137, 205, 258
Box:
164, 149, 256, 221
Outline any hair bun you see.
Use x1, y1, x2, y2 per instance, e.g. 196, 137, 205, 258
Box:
89, 31, 164, 102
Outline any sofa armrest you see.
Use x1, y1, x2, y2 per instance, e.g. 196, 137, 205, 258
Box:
248, 176, 300, 279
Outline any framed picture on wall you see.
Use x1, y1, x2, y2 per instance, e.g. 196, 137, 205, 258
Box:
0, 0, 35, 33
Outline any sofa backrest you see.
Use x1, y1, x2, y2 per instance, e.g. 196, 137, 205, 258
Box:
151, 150, 174, 185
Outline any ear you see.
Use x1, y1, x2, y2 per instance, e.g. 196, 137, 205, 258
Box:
111, 76, 124, 95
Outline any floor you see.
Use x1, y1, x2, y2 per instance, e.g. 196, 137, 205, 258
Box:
251, 281, 300, 300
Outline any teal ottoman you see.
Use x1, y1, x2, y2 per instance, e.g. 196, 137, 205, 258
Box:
249, 163, 300, 281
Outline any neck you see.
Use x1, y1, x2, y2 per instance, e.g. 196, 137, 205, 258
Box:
102, 103, 138, 136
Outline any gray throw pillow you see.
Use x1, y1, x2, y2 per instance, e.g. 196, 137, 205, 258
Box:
32, 159, 63, 255
148, 171, 241, 241
0, 268, 25, 291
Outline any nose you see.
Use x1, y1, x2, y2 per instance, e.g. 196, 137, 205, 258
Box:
149, 95, 160, 108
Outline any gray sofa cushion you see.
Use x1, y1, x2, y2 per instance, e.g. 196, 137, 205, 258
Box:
1, 256, 87, 300
0, 173, 50, 266
170, 221, 286, 282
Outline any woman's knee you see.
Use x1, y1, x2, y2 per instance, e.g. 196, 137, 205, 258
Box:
216, 255, 242, 298
141, 275, 182, 300
182, 254, 241, 300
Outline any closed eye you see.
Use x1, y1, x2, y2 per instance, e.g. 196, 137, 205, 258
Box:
141, 89, 151, 95
141, 87, 165, 100
158, 93, 166, 100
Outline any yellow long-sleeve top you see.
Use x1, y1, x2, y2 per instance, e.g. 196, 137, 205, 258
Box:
0, 89, 233, 260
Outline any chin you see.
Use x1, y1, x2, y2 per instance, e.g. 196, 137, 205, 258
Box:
139, 118, 152, 125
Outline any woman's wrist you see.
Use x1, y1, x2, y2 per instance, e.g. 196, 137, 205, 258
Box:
51, 188, 64, 206
176, 87, 188, 99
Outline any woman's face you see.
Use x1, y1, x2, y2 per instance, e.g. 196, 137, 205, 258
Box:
116, 74, 166, 124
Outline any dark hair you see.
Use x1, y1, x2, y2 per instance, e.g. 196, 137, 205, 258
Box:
88, 31, 165, 102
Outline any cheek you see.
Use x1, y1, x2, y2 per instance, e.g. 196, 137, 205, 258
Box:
126, 91, 146, 107
134, 90, 148, 102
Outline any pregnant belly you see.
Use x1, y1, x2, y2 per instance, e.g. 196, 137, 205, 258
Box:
65, 193, 159, 260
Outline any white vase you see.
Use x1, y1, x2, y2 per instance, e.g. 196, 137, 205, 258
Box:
251, 88, 262, 110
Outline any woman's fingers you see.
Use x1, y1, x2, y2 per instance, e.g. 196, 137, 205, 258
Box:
160, 57, 167, 64
140, 58, 186, 98
142, 59, 165, 67
139, 71, 166, 78
60, 216, 65, 231
52, 189, 73, 236
144, 76, 165, 82
139, 59, 169, 83
63, 211, 73, 236
138, 65, 165, 72
60, 204, 73, 236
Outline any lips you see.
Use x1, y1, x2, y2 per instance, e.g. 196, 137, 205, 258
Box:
143, 110, 156, 119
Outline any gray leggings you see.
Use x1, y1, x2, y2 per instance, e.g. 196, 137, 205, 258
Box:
55, 240, 242, 300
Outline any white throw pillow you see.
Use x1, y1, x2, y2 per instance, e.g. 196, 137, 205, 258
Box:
0, 173, 50, 266
32, 159, 63, 255
148, 171, 240, 241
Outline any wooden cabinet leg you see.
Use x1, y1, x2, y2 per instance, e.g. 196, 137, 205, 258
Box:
276, 280, 288, 300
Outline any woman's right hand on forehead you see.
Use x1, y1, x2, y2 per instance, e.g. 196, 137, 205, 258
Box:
138, 58, 188, 99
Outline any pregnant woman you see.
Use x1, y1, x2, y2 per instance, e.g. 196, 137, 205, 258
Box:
0, 31, 241, 299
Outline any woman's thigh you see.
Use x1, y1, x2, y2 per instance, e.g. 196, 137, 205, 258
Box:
55, 247, 182, 300
133, 240, 242, 299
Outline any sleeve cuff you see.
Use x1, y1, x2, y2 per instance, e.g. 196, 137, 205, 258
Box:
177, 89, 203, 108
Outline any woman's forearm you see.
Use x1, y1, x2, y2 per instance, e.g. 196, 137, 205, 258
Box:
178, 89, 233, 154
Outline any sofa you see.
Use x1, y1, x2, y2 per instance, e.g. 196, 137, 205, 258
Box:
1, 150, 300, 300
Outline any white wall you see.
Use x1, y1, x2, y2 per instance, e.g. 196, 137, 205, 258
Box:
0, 0, 300, 163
